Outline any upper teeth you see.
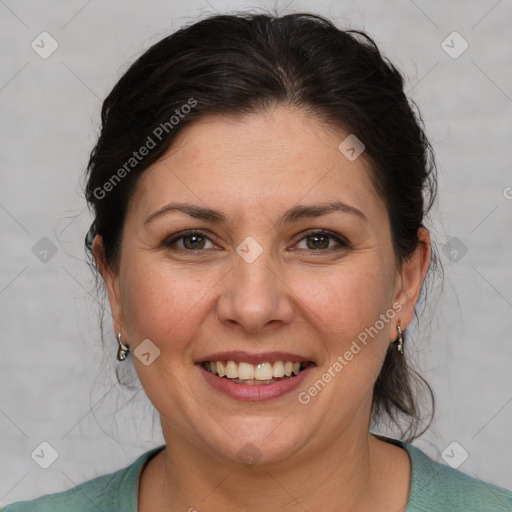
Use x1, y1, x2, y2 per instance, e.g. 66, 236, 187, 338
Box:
204, 361, 303, 380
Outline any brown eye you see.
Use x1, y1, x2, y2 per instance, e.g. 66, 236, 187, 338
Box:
182, 234, 206, 250
306, 234, 330, 250
295, 230, 349, 252
165, 230, 214, 251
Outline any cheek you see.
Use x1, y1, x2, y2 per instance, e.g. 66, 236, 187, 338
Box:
291, 263, 396, 418
292, 260, 394, 349
119, 257, 209, 350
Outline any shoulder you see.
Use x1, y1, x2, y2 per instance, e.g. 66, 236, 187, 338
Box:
403, 442, 512, 512
1, 471, 118, 512
1, 445, 166, 512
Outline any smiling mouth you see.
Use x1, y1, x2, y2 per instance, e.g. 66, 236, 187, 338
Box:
201, 360, 314, 385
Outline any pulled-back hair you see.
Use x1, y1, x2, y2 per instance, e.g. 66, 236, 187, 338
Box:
85, 11, 437, 441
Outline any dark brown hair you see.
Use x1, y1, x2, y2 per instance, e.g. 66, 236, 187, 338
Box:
84, 11, 437, 441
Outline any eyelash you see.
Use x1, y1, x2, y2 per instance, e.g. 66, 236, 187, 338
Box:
164, 229, 351, 253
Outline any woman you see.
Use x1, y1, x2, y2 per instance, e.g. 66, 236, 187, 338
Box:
4, 11, 511, 512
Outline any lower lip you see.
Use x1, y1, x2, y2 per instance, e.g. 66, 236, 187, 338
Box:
197, 364, 314, 402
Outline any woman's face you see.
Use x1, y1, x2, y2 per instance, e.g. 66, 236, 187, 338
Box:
99, 106, 425, 466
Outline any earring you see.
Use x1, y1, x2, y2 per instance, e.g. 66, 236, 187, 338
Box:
396, 325, 404, 355
116, 332, 130, 361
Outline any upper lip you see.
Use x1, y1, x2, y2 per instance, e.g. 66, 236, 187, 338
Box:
196, 351, 314, 364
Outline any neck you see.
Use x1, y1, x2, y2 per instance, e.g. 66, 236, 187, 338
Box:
140, 424, 408, 511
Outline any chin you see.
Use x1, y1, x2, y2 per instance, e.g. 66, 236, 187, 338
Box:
200, 417, 312, 467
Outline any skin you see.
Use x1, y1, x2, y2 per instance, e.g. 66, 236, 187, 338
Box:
93, 105, 430, 511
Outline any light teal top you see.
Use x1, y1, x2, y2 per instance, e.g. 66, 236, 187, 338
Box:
2, 439, 512, 511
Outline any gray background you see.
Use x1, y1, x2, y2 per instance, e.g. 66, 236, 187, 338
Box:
1, 0, 511, 506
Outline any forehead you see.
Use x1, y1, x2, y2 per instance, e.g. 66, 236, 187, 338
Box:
130, 106, 385, 224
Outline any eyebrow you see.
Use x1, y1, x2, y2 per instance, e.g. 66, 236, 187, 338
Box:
143, 200, 367, 226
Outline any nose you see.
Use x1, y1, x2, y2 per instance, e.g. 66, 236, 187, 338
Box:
215, 243, 295, 334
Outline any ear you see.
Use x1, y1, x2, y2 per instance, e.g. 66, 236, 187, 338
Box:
92, 235, 125, 335
393, 227, 431, 331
